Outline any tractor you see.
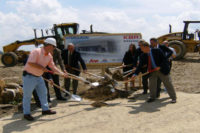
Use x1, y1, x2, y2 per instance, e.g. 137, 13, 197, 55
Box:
157, 20, 200, 60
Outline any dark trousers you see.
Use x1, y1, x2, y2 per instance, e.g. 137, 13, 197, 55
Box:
156, 60, 172, 97
64, 68, 79, 95
157, 78, 161, 97
64, 78, 78, 95
52, 74, 63, 99
142, 73, 150, 93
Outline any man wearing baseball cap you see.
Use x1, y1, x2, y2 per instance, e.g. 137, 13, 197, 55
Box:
22, 37, 68, 121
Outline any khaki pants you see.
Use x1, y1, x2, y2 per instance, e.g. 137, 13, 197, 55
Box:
149, 71, 176, 100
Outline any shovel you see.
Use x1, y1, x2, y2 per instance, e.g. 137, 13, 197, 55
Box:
48, 71, 100, 88
65, 65, 104, 79
108, 64, 133, 70
123, 68, 136, 78
66, 72, 100, 87
43, 78, 82, 102
105, 64, 133, 75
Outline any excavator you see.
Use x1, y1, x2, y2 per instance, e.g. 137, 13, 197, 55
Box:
157, 20, 200, 60
1, 23, 80, 67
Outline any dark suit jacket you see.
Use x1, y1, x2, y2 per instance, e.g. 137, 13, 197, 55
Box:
134, 48, 170, 75
133, 47, 147, 73
53, 48, 65, 71
158, 45, 173, 59
133, 47, 142, 67
61, 49, 87, 75
122, 51, 135, 72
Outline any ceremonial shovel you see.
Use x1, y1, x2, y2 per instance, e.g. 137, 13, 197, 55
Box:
48, 71, 100, 88
43, 78, 82, 102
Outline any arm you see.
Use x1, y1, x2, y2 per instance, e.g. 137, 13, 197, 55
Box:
133, 48, 141, 67
27, 62, 49, 72
133, 53, 146, 75
48, 56, 68, 77
122, 52, 128, 64
78, 52, 87, 70
56, 49, 66, 72
161, 45, 173, 58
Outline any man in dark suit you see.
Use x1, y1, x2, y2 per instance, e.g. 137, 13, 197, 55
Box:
132, 42, 176, 103
150, 38, 173, 97
133, 39, 150, 94
62, 43, 87, 96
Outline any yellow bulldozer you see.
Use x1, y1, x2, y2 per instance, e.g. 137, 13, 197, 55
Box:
157, 20, 200, 60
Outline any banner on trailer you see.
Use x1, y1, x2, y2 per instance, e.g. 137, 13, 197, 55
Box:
64, 34, 141, 64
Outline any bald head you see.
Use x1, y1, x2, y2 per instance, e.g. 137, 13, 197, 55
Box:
163, 41, 169, 47
68, 43, 75, 52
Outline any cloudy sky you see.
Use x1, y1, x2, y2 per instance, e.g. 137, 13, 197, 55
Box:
0, 0, 200, 51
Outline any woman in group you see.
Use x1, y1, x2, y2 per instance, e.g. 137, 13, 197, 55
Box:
122, 43, 136, 90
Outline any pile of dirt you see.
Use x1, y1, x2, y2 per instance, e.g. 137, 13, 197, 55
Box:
81, 74, 129, 103
112, 70, 124, 81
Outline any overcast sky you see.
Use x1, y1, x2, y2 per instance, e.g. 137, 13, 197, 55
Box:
0, 0, 200, 51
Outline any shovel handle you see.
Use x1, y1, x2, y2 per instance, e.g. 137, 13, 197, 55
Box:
124, 72, 149, 83
48, 70, 92, 84
66, 65, 103, 79
123, 68, 136, 78
48, 70, 80, 81
43, 77, 71, 95
109, 64, 133, 70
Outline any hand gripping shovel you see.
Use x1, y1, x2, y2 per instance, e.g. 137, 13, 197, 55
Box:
124, 67, 160, 83
43, 78, 82, 102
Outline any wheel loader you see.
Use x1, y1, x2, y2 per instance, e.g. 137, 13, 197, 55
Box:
157, 20, 200, 60
1, 23, 142, 67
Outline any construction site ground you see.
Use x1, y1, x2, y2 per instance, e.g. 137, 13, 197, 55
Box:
0, 53, 200, 133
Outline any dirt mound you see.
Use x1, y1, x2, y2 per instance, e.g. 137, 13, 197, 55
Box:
81, 74, 130, 103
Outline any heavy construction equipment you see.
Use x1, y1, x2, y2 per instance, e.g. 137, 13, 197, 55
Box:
1, 23, 142, 67
157, 20, 200, 60
1, 23, 79, 67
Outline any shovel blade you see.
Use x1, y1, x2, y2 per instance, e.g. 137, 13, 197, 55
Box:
91, 82, 100, 87
69, 94, 82, 102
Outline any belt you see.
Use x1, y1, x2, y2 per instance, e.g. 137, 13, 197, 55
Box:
23, 71, 40, 77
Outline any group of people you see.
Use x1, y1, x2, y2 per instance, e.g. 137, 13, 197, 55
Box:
122, 38, 177, 103
22, 38, 87, 121
22, 37, 177, 121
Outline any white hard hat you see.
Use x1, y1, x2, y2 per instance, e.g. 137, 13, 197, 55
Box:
44, 38, 56, 47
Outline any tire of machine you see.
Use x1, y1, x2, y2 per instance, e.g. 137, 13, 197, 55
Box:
1, 52, 18, 67
169, 40, 186, 60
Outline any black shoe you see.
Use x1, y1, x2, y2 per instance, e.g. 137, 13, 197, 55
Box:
147, 98, 155, 103
57, 97, 67, 101
156, 93, 160, 98
24, 114, 34, 121
171, 99, 176, 104
142, 91, 147, 94
42, 110, 56, 115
